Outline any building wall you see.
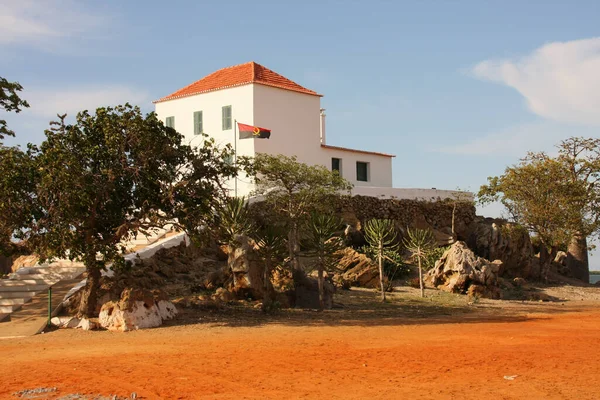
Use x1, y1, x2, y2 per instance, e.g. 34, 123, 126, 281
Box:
252, 84, 322, 165
319, 147, 393, 187
154, 85, 256, 196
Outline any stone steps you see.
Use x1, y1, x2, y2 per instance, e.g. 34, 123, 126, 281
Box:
1, 279, 55, 286
0, 284, 49, 292
0, 291, 37, 299
0, 304, 22, 313
0, 298, 28, 306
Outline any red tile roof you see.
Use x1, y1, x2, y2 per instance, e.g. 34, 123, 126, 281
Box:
321, 144, 396, 158
154, 61, 321, 103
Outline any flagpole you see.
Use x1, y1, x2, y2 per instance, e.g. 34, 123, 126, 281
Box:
234, 119, 237, 197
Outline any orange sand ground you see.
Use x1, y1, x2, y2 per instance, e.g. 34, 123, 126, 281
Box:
1, 308, 600, 399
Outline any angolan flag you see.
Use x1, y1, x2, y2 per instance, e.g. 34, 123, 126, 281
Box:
238, 122, 271, 139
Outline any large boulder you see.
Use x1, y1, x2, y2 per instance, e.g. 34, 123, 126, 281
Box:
227, 235, 265, 299
334, 247, 384, 289
290, 270, 335, 309
427, 241, 503, 299
99, 288, 177, 332
466, 218, 540, 280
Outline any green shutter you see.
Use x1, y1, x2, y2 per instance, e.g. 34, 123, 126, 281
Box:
222, 105, 232, 130
166, 116, 174, 128
194, 111, 203, 135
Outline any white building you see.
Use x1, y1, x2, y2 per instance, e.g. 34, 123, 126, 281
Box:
154, 62, 394, 197
154, 61, 467, 201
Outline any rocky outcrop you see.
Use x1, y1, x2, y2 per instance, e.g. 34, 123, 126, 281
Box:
333, 247, 383, 289
466, 218, 540, 280
227, 235, 265, 299
290, 271, 335, 309
10, 254, 39, 272
99, 288, 177, 332
427, 241, 502, 299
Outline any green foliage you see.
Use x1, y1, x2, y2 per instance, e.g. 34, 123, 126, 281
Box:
305, 213, 345, 270
359, 246, 410, 279
0, 77, 30, 142
0, 104, 237, 316
363, 219, 399, 301
363, 219, 399, 250
423, 245, 449, 270
403, 228, 436, 258
243, 153, 352, 270
478, 137, 600, 247
215, 196, 253, 244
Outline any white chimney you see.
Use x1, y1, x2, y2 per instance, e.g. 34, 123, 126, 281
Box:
320, 108, 326, 144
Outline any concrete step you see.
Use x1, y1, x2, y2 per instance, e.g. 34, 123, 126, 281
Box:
9, 273, 62, 281
0, 284, 48, 292
0, 304, 22, 313
0, 279, 55, 286
0, 313, 9, 323
0, 298, 28, 306
0, 291, 36, 299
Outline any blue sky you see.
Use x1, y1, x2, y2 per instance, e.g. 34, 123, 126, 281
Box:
2, 1, 600, 233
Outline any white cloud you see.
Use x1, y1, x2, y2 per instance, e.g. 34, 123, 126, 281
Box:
471, 37, 600, 126
0, 0, 108, 48
21, 85, 153, 119
437, 121, 598, 157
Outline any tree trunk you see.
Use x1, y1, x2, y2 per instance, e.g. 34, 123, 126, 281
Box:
262, 259, 274, 313
539, 244, 558, 283
287, 222, 300, 271
567, 233, 590, 283
378, 244, 386, 302
418, 257, 425, 298
317, 263, 324, 312
452, 203, 456, 235
78, 258, 101, 318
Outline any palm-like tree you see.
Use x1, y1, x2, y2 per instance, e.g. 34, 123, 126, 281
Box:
253, 225, 287, 312
363, 219, 398, 301
403, 228, 436, 298
306, 213, 344, 311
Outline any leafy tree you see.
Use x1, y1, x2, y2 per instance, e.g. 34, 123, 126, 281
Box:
479, 137, 600, 282
245, 154, 352, 275
305, 213, 344, 311
403, 228, 436, 298
4, 105, 236, 317
0, 77, 29, 142
363, 219, 399, 301
253, 225, 287, 312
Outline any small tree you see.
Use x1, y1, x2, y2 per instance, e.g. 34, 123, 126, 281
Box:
404, 228, 436, 298
305, 213, 344, 311
450, 188, 474, 236
363, 219, 398, 301
245, 154, 352, 276
0, 76, 29, 142
253, 225, 287, 312
216, 196, 253, 245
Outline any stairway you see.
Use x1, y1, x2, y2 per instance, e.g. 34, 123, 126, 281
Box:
0, 261, 85, 321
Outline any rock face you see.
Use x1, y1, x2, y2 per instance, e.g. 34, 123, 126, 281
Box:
467, 218, 540, 280
227, 235, 265, 299
333, 247, 383, 289
10, 254, 39, 272
427, 241, 503, 299
99, 288, 177, 332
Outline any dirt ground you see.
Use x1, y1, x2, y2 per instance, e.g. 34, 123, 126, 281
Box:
2, 287, 600, 400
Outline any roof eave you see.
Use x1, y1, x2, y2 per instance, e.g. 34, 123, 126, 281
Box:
321, 144, 396, 158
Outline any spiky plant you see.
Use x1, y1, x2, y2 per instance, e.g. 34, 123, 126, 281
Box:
253, 225, 287, 312
305, 213, 344, 311
216, 196, 253, 245
403, 228, 436, 298
363, 219, 398, 301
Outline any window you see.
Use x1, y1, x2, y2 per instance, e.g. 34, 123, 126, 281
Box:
165, 116, 175, 128
332, 158, 341, 173
356, 161, 369, 182
193, 111, 203, 135
224, 154, 234, 165
222, 105, 232, 130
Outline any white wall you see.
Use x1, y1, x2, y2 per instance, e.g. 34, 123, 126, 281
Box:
351, 187, 474, 201
253, 84, 322, 165
154, 85, 256, 197
320, 147, 393, 187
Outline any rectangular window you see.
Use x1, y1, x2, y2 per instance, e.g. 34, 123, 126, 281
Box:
356, 161, 369, 182
193, 111, 203, 135
165, 116, 175, 129
222, 105, 232, 130
332, 158, 341, 173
